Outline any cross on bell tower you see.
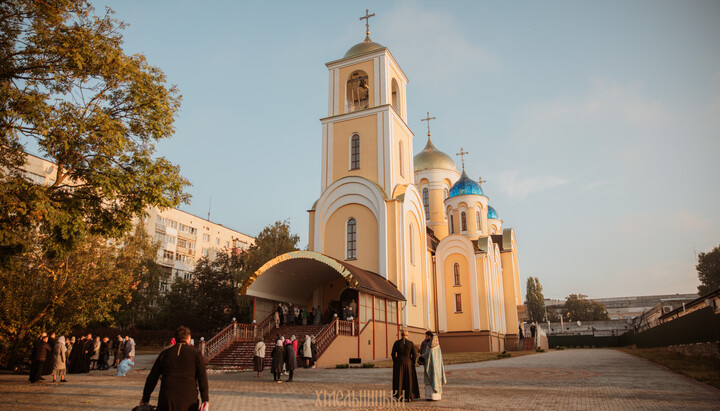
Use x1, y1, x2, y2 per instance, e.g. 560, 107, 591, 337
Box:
421, 112, 436, 137
359, 9, 375, 40
456, 147, 469, 170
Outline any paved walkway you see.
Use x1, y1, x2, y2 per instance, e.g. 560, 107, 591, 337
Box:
1, 349, 718, 410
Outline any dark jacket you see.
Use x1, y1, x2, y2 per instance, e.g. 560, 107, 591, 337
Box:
32, 339, 51, 362
142, 343, 209, 411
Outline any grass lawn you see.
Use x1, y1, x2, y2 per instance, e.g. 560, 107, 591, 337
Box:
617, 347, 720, 390
365, 350, 538, 368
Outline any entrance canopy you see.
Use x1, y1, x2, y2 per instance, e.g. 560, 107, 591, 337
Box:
240, 250, 405, 305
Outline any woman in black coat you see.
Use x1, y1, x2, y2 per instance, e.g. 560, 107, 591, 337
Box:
270, 339, 285, 383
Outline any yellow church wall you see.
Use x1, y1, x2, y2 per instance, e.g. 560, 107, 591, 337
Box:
404, 211, 425, 329
475, 256, 491, 330
385, 200, 399, 287
429, 188, 449, 239
392, 116, 412, 186
501, 251, 520, 331
331, 115, 379, 185
443, 253, 473, 331
339, 61, 376, 115
323, 204, 379, 273
307, 209, 316, 251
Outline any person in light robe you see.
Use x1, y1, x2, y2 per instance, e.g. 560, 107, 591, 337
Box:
421, 333, 446, 401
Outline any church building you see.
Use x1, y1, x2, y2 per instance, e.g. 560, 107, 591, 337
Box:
240, 13, 522, 364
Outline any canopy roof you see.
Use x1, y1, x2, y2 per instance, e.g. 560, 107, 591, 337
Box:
240, 251, 405, 305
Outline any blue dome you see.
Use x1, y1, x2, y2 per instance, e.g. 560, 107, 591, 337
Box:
448, 170, 483, 197
487, 205, 499, 220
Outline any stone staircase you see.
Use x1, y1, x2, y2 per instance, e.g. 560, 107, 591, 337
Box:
208, 324, 326, 369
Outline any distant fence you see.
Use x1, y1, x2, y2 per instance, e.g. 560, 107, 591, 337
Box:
548, 306, 720, 349
624, 306, 720, 348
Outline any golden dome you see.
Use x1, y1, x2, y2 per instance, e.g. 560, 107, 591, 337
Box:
344, 36, 385, 59
414, 137, 458, 172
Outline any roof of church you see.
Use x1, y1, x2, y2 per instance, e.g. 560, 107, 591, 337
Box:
329, 257, 406, 301
413, 137, 457, 172
487, 205, 499, 220
344, 37, 386, 59
448, 169, 483, 197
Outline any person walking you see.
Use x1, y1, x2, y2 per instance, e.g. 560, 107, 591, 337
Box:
51, 336, 67, 383
271, 338, 285, 383
253, 337, 266, 378
421, 333, 446, 401
139, 326, 209, 411
391, 330, 420, 402
29, 333, 51, 383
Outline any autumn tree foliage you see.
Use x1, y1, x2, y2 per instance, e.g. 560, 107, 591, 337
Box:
697, 244, 720, 295
0, 0, 187, 363
525, 277, 546, 323
562, 294, 610, 321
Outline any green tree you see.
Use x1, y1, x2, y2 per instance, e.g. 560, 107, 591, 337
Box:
192, 253, 246, 333
1, 0, 188, 258
697, 245, 720, 295
0, 232, 141, 366
0, 0, 188, 365
525, 277, 546, 323
562, 294, 610, 321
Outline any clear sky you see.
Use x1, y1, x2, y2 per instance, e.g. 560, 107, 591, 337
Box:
89, 0, 720, 300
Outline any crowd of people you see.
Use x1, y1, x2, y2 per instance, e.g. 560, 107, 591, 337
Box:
28, 323, 448, 406
273, 303, 323, 327
28, 332, 137, 383
248, 334, 317, 383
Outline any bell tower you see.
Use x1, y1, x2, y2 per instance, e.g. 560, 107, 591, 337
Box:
319, 11, 413, 198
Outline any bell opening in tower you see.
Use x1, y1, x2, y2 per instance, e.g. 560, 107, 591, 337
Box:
347, 70, 369, 112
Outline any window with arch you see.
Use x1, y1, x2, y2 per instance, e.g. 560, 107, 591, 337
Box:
422, 188, 430, 220
443, 188, 449, 199
449, 214, 454, 234
391, 78, 400, 112
399, 140, 404, 177
347, 70, 369, 112
461, 211, 467, 232
409, 224, 415, 265
476, 211, 482, 231
454, 294, 462, 313
350, 134, 360, 170
453, 263, 461, 286
346, 218, 357, 260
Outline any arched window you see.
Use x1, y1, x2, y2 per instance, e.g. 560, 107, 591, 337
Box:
409, 224, 415, 265
347, 70, 369, 112
461, 212, 467, 232
350, 134, 360, 170
399, 140, 404, 177
443, 188, 449, 199
449, 214, 454, 234
453, 263, 461, 286
476, 211, 481, 231
347, 218, 357, 260
391, 78, 400, 112
422, 188, 430, 220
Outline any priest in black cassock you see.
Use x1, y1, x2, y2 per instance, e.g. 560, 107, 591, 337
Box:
391, 329, 420, 401
67, 336, 85, 374
140, 326, 209, 411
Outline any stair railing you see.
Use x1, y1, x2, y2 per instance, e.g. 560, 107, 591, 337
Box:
203, 311, 275, 362
314, 317, 358, 358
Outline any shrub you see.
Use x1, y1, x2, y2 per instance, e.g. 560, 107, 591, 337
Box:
335, 363, 349, 369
